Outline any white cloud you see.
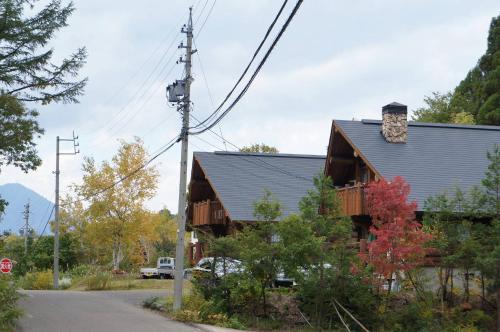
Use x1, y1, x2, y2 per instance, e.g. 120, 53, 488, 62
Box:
1, 0, 499, 215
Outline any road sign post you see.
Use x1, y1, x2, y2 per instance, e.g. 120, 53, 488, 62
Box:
0, 258, 13, 274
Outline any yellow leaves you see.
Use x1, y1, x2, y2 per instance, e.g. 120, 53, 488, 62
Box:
68, 139, 162, 267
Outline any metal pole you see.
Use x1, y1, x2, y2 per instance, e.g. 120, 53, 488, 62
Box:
23, 201, 29, 255
54, 136, 60, 289
173, 7, 193, 311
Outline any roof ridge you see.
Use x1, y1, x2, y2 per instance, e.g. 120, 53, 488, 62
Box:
355, 119, 500, 131
194, 151, 325, 159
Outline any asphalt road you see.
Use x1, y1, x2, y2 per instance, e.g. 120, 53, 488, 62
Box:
16, 289, 203, 332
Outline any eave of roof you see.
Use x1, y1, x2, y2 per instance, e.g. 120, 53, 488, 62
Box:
332, 119, 500, 210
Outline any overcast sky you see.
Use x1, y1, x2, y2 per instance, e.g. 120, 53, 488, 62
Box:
1, 0, 499, 217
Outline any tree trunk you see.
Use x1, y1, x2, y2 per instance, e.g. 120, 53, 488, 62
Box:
464, 268, 470, 303
450, 268, 454, 305
407, 270, 424, 301
443, 267, 451, 304
261, 282, 267, 317
112, 241, 123, 270
481, 273, 486, 309
387, 274, 393, 298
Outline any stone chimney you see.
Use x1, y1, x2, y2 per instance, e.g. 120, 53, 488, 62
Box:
381, 102, 408, 143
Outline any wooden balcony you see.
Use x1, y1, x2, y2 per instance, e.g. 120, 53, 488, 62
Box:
337, 184, 367, 216
192, 200, 225, 226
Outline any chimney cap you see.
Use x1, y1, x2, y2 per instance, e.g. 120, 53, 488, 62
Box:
382, 102, 407, 114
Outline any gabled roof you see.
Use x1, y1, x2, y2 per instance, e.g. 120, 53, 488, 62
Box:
193, 151, 326, 222
333, 119, 500, 209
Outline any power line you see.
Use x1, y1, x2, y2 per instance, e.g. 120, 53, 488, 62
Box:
190, 0, 303, 135
194, 0, 210, 27
59, 135, 181, 206
189, 114, 312, 182
190, 0, 290, 131
36, 200, 53, 234
190, 138, 308, 191
82, 135, 181, 201
39, 205, 55, 238
90, 47, 181, 142
141, 107, 178, 142
191, 41, 228, 149
103, 60, 180, 138
196, 0, 217, 38
191, 133, 224, 151
81, 15, 187, 137
190, 113, 238, 150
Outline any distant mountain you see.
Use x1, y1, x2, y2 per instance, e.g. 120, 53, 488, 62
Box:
0, 183, 54, 235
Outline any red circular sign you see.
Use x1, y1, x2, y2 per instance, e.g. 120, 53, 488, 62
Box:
0, 258, 12, 273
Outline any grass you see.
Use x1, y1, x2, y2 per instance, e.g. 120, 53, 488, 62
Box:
70, 276, 192, 292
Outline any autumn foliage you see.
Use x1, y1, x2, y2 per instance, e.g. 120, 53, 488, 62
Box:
361, 176, 431, 289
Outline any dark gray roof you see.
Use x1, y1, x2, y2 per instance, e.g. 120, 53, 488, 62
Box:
335, 119, 500, 210
193, 151, 326, 222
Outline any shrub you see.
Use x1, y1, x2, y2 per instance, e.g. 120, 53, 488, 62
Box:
171, 309, 202, 323
59, 277, 72, 290
0, 276, 22, 331
143, 296, 168, 311
85, 271, 111, 290
142, 292, 246, 329
67, 264, 93, 279
19, 270, 53, 290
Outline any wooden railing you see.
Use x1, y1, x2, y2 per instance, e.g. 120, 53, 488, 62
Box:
192, 200, 225, 226
337, 184, 367, 216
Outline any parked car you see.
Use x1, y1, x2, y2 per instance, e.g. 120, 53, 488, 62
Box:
274, 270, 296, 287
140, 257, 175, 279
140, 266, 158, 279
185, 257, 295, 287
184, 257, 242, 279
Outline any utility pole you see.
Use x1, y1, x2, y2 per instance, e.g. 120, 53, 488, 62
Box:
22, 201, 30, 255
54, 132, 79, 289
170, 7, 195, 311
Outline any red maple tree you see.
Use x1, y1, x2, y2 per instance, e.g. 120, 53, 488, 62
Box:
360, 176, 431, 293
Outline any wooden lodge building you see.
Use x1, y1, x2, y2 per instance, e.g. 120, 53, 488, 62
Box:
187, 151, 325, 263
325, 102, 500, 237
187, 102, 500, 264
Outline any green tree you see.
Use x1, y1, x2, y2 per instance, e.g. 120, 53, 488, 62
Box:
239, 143, 279, 154
479, 144, 500, 329
0, 275, 22, 331
414, 16, 499, 126
452, 15, 500, 125
412, 92, 475, 124
151, 209, 177, 260
0, 0, 87, 212
424, 188, 483, 306
237, 190, 282, 316
482, 144, 500, 217
278, 174, 373, 329
197, 235, 242, 315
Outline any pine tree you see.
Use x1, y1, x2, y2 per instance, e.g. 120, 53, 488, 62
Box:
0, 0, 87, 212
452, 15, 500, 125
413, 15, 499, 125
479, 144, 500, 330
